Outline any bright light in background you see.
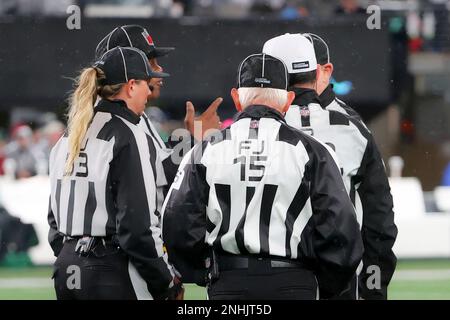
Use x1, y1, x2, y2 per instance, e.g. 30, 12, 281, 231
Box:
331, 77, 353, 96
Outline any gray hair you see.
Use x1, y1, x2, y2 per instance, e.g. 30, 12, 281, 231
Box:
238, 87, 288, 110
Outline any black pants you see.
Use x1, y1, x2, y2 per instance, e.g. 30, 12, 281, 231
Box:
207, 256, 317, 300
329, 275, 358, 300
53, 239, 137, 300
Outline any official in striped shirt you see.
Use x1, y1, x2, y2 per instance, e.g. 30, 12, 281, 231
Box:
161, 53, 363, 300
302, 33, 365, 122
95, 25, 223, 212
48, 47, 183, 300
263, 33, 398, 300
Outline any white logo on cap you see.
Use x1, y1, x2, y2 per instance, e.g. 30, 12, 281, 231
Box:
255, 77, 271, 85
292, 61, 310, 70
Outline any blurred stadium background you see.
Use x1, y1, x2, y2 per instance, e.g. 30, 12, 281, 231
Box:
1, 0, 450, 300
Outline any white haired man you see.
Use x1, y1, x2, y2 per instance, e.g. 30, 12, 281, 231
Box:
161, 53, 363, 300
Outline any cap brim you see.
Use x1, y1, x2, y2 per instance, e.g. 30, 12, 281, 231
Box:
149, 71, 170, 78
151, 47, 175, 58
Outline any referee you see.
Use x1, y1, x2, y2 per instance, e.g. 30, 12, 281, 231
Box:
302, 32, 364, 122
48, 47, 183, 300
263, 33, 398, 300
95, 25, 223, 199
161, 53, 363, 300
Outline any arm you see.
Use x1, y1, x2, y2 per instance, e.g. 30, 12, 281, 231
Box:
161, 143, 209, 284
163, 129, 194, 186
111, 136, 179, 300
47, 197, 64, 257
184, 98, 222, 141
356, 136, 398, 300
301, 141, 364, 299
164, 97, 223, 162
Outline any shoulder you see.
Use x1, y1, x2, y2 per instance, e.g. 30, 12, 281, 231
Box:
95, 112, 155, 154
276, 120, 307, 146
95, 112, 130, 140
49, 135, 67, 160
323, 104, 372, 142
278, 121, 332, 157
327, 98, 365, 124
346, 114, 372, 142
328, 109, 351, 126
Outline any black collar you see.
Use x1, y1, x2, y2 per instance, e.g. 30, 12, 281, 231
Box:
319, 84, 335, 107
234, 105, 286, 123
291, 87, 322, 107
95, 99, 141, 125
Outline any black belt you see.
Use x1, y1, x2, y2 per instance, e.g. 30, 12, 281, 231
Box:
64, 235, 118, 244
64, 235, 120, 256
218, 254, 304, 271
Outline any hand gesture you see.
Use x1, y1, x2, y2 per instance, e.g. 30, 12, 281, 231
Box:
184, 97, 223, 141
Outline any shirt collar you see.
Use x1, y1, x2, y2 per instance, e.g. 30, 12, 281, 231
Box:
234, 105, 286, 123
291, 87, 322, 107
318, 84, 335, 107
95, 99, 141, 125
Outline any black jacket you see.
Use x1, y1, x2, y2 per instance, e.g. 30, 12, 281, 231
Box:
288, 88, 398, 299
162, 105, 364, 298
48, 99, 176, 299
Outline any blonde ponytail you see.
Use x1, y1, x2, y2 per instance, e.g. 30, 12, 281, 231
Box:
64, 67, 124, 176
64, 67, 98, 176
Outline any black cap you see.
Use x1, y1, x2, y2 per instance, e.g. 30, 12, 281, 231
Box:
237, 53, 288, 90
95, 25, 175, 60
303, 33, 330, 65
93, 47, 169, 86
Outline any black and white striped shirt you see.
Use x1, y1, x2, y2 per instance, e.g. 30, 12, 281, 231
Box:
47, 99, 175, 299
139, 113, 172, 213
139, 111, 195, 214
161, 104, 363, 297
320, 84, 365, 123
286, 87, 398, 299
286, 88, 369, 225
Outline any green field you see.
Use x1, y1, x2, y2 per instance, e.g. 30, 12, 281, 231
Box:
1, 259, 450, 300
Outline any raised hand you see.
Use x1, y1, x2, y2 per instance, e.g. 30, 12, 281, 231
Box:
184, 97, 223, 141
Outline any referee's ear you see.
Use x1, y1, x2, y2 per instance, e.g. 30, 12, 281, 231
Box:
321, 62, 334, 81
231, 88, 243, 112
282, 91, 296, 114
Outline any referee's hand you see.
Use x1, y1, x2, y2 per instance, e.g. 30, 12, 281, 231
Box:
175, 285, 185, 300
185, 97, 223, 141
167, 276, 185, 300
